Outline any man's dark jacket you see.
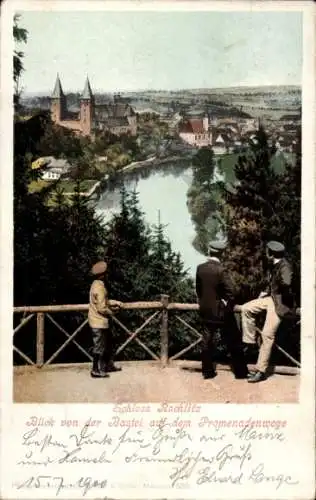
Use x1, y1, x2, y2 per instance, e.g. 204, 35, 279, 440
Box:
195, 259, 235, 318
268, 258, 294, 317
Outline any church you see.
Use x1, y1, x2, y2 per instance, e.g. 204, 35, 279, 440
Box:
50, 75, 137, 137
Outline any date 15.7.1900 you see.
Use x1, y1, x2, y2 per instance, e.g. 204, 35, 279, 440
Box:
16, 475, 107, 497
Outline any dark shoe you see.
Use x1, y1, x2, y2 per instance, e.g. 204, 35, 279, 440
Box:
104, 361, 122, 373
247, 371, 266, 383
203, 371, 217, 380
91, 370, 109, 378
91, 356, 109, 378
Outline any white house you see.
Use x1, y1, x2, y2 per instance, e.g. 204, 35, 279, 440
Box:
37, 157, 71, 181
212, 133, 228, 155
42, 168, 65, 181
212, 131, 235, 155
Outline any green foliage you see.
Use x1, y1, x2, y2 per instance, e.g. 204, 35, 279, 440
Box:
224, 126, 301, 304
104, 189, 193, 302
192, 146, 215, 186
187, 147, 225, 255
13, 14, 28, 108
14, 113, 195, 363
14, 115, 105, 306
92, 130, 118, 154
36, 119, 85, 160
271, 128, 301, 302
137, 114, 171, 157
103, 189, 194, 360
217, 154, 238, 184
184, 126, 300, 363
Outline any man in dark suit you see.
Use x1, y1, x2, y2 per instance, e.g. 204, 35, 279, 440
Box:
196, 241, 249, 380
241, 241, 293, 383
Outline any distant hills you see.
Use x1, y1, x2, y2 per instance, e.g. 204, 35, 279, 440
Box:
23, 84, 301, 98
21, 84, 301, 122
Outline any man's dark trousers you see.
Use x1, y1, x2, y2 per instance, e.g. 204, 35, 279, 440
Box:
200, 308, 248, 377
91, 326, 114, 365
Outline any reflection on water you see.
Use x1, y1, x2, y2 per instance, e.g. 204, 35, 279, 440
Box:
95, 160, 225, 276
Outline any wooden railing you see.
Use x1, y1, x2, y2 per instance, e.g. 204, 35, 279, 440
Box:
13, 295, 301, 370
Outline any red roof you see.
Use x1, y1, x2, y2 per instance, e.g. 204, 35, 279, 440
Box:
179, 119, 205, 134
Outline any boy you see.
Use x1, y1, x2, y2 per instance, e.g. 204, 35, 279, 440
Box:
88, 260, 122, 378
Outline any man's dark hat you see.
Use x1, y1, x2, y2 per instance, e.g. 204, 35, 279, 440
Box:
267, 240, 285, 253
209, 240, 227, 254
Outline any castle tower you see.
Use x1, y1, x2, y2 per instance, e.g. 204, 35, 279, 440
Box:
51, 74, 66, 124
80, 76, 94, 136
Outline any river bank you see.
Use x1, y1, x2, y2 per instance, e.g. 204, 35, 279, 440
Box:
61, 151, 194, 197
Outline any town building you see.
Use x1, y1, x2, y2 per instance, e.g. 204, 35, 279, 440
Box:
32, 156, 71, 181
178, 112, 260, 154
212, 131, 234, 155
178, 114, 212, 147
50, 75, 137, 137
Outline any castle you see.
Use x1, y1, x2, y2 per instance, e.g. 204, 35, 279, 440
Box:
50, 75, 137, 137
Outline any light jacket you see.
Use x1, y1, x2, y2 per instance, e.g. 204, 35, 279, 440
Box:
88, 279, 109, 329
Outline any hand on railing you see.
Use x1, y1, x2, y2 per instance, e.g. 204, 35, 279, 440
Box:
108, 300, 123, 314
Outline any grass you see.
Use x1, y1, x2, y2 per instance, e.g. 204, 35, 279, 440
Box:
28, 178, 97, 195
28, 178, 99, 207
59, 179, 97, 193
28, 179, 51, 193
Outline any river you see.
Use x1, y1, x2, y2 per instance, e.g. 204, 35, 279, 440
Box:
94, 160, 224, 276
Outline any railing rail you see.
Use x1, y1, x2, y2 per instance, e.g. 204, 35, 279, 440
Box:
13, 296, 301, 370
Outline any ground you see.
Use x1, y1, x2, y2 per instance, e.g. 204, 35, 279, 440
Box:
13, 360, 299, 404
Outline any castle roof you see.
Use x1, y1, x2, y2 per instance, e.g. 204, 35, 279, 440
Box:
52, 74, 64, 98
106, 117, 130, 127
95, 103, 135, 119
81, 77, 93, 99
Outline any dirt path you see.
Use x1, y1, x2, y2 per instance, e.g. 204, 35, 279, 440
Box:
13, 361, 299, 404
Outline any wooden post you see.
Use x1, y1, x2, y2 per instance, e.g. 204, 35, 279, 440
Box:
36, 313, 45, 367
160, 294, 169, 368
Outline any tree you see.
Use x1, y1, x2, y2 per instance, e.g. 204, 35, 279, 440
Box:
191, 146, 215, 187
104, 187, 152, 302
152, 121, 169, 156
103, 189, 195, 361
14, 114, 107, 307
13, 14, 28, 110
272, 126, 301, 303
92, 130, 118, 155
12, 23, 108, 362
36, 119, 85, 160
14, 113, 110, 363
187, 147, 224, 254
223, 126, 298, 303
148, 212, 194, 301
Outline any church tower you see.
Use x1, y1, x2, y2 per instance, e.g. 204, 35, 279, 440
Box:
51, 74, 66, 124
80, 76, 94, 136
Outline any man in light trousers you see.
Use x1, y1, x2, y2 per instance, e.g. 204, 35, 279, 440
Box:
241, 241, 293, 383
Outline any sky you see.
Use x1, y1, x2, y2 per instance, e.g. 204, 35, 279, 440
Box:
17, 10, 302, 94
